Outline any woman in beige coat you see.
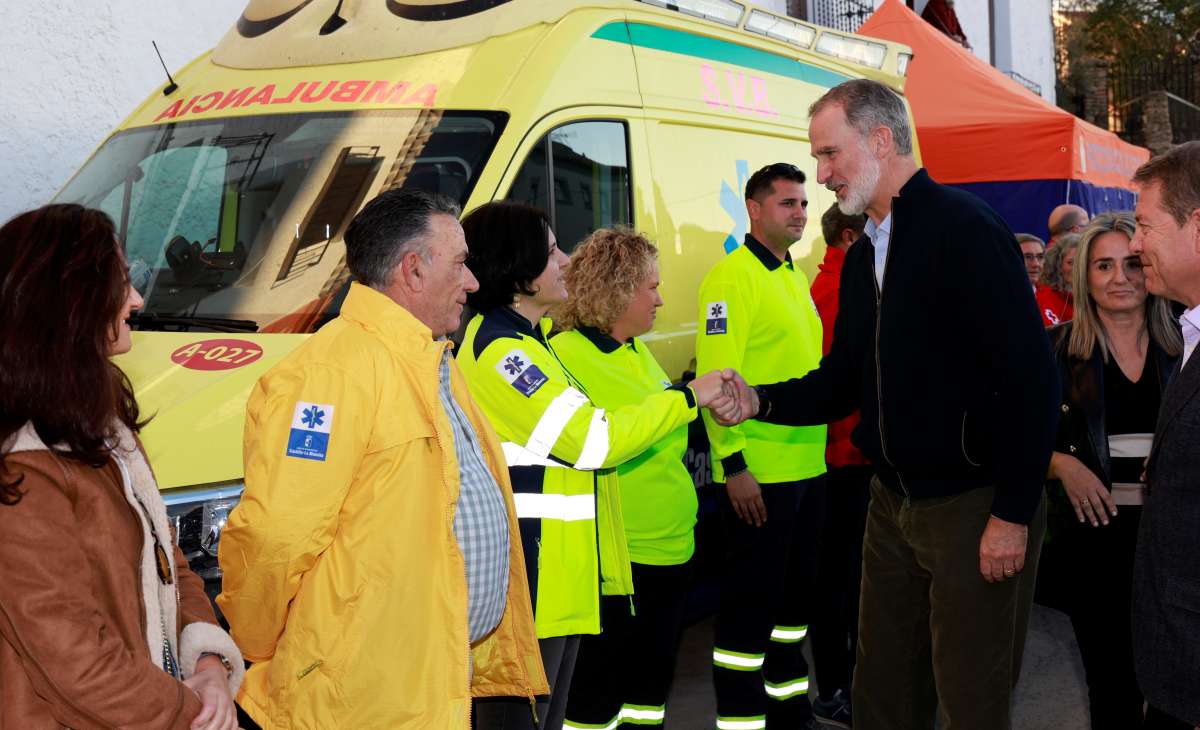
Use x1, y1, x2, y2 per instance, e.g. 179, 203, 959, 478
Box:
0, 204, 243, 729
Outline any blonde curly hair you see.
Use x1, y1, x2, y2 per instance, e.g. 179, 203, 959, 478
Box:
554, 227, 658, 333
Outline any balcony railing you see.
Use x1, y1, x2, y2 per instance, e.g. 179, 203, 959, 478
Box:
1004, 70, 1043, 97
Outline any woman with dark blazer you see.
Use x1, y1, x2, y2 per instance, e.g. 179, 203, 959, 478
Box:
1041, 212, 1182, 730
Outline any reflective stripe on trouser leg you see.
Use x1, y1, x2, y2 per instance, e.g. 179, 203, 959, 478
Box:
619, 704, 666, 726
712, 647, 765, 671
764, 676, 810, 700
769, 624, 808, 643
562, 716, 620, 730
715, 715, 767, 729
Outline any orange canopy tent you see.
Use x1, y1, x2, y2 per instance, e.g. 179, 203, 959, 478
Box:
858, 0, 1149, 240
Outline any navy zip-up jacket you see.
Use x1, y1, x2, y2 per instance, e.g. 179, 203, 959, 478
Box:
757, 169, 1059, 525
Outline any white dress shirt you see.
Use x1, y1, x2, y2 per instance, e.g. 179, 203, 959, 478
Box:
1181, 304, 1200, 368
864, 212, 893, 290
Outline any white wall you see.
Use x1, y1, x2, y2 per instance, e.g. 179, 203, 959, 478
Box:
0, 1, 246, 223
913, 0, 1055, 103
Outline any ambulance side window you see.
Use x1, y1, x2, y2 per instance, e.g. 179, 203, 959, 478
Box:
507, 121, 631, 253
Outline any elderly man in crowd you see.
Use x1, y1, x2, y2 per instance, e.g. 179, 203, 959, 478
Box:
1129, 140, 1200, 730
720, 79, 1059, 730
1016, 233, 1046, 292
218, 189, 547, 728
1048, 203, 1089, 247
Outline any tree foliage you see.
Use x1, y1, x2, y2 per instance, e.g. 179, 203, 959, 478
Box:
1064, 0, 1200, 64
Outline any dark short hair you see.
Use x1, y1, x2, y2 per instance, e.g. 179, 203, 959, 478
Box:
0, 204, 142, 504
344, 188, 460, 289
745, 163, 806, 202
461, 201, 553, 312
820, 202, 866, 246
1132, 141, 1200, 226
809, 79, 914, 156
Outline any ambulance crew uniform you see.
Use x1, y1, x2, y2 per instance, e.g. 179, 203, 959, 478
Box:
697, 234, 827, 730
554, 326, 699, 730
459, 306, 700, 729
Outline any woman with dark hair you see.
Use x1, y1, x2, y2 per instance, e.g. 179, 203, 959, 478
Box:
458, 202, 737, 730
1040, 212, 1182, 730
550, 228, 697, 729
0, 204, 243, 730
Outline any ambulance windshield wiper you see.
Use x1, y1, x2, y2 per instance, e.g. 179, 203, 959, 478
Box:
128, 312, 259, 333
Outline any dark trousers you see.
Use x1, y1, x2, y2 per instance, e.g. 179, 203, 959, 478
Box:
475, 635, 580, 730
854, 479, 1045, 730
563, 560, 693, 728
712, 476, 823, 728
1143, 705, 1194, 729
1054, 507, 1144, 730
810, 465, 872, 699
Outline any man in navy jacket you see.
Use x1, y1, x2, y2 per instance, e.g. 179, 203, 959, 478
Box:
723, 79, 1059, 729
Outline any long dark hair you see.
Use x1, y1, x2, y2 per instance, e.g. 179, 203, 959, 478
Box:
0, 204, 142, 504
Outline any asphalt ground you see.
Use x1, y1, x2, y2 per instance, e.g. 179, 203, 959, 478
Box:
665, 604, 1091, 729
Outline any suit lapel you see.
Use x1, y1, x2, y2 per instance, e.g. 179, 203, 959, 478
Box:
1150, 354, 1200, 465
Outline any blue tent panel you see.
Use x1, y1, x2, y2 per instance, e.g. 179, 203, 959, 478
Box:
951, 179, 1137, 244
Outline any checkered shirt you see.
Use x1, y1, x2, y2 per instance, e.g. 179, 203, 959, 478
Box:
439, 352, 510, 644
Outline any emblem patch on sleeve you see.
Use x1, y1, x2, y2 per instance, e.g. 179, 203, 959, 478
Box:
705, 300, 728, 335
286, 402, 334, 461
496, 349, 549, 398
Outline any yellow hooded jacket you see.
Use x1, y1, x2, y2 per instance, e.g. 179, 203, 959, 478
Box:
218, 283, 548, 729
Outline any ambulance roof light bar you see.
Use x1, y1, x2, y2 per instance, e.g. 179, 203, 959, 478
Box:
814, 31, 887, 70
636, 0, 746, 28
743, 9, 816, 49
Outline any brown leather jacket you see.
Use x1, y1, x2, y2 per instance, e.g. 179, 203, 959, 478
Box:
0, 425, 242, 729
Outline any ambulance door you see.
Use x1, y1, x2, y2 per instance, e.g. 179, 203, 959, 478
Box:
494, 108, 646, 254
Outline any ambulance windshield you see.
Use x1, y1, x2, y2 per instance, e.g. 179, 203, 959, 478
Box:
55, 109, 505, 333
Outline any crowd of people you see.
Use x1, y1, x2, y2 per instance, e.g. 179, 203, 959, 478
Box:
0, 78, 1198, 730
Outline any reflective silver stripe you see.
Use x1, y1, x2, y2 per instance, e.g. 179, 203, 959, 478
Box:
716, 718, 766, 730
1109, 433, 1153, 458
501, 441, 568, 468
712, 648, 765, 669
620, 705, 666, 722
764, 677, 810, 698
526, 387, 589, 459
574, 409, 610, 470
513, 493, 595, 522
770, 626, 808, 642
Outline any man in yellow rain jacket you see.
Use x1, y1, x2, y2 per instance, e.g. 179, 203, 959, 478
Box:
218, 189, 547, 729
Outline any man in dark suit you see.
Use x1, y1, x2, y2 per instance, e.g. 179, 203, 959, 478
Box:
1130, 140, 1200, 730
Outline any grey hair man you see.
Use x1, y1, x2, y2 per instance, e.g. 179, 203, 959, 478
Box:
219, 189, 548, 727
721, 79, 1060, 730
1015, 233, 1045, 290
1129, 140, 1200, 730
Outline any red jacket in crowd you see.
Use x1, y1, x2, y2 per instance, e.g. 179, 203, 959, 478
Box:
810, 245, 869, 468
1035, 285, 1073, 328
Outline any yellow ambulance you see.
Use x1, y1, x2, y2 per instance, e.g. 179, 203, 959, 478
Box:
53, 0, 913, 587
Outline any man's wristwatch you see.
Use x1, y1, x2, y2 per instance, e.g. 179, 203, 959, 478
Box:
753, 385, 771, 420
199, 652, 234, 679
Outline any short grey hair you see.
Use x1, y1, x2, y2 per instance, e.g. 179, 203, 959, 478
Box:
1015, 233, 1045, 248
344, 188, 460, 289
809, 79, 913, 156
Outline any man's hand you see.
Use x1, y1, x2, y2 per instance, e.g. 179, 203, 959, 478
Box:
712, 370, 758, 426
978, 515, 1028, 583
184, 657, 237, 730
726, 470, 767, 527
694, 369, 744, 423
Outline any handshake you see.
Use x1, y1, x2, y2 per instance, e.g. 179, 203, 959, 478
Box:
689, 369, 760, 426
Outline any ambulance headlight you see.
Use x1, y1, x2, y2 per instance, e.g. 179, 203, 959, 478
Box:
165, 484, 244, 587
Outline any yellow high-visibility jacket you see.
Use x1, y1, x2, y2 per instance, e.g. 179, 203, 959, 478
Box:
218, 283, 547, 730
